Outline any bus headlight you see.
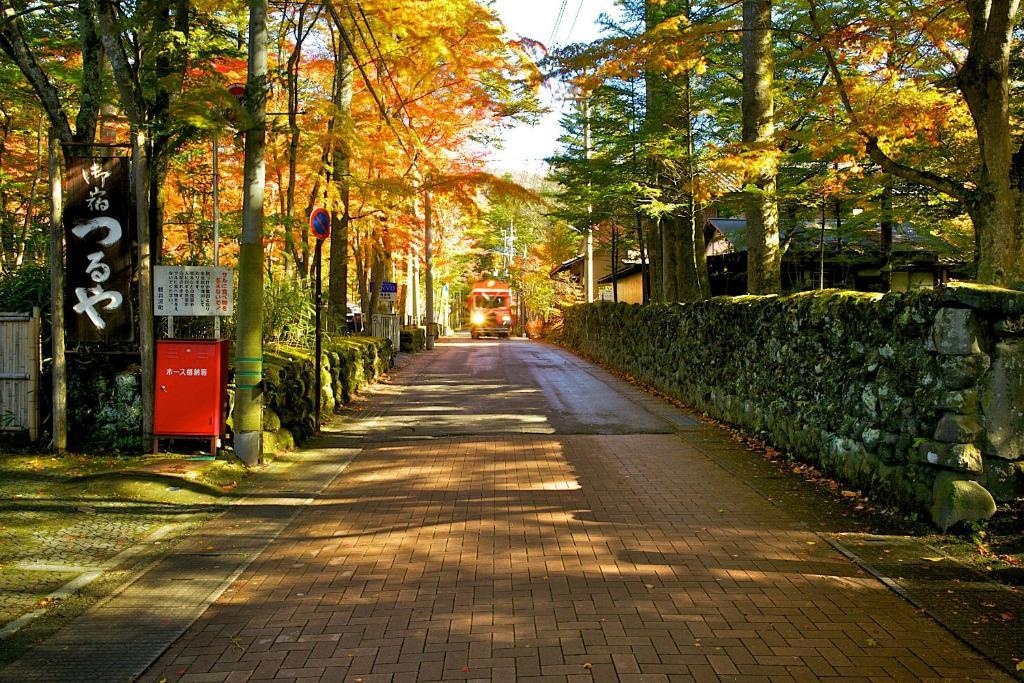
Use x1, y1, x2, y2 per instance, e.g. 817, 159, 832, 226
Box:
471, 311, 485, 325
502, 315, 511, 324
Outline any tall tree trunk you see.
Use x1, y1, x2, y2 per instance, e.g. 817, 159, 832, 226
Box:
424, 188, 435, 350
680, 68, 709, 300
366, 246, 384, 334
741, 0, 781, 294
132, 129, 155, 445
284, 6, 314, 278
958, 0, 1024, 287
880, 179, 893, 291
354, 231, 369, 328
15, 116, 44, 267
645, 217, 662, 302
328, 38, 353, 330
663, 215, 678, 301
233, 0, 268, 466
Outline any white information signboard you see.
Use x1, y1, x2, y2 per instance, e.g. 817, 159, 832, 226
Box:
154, 266, 234, 317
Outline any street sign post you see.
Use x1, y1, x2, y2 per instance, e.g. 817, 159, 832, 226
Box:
370, 281, 398, 304
310, 208, 331, 432
310, 207, 331, 240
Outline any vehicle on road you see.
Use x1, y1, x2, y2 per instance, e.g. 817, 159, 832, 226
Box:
467, 279, 516, 339
347, 303, 363, 332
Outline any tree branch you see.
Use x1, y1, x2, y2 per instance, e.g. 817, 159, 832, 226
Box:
864, 137, 970, 203
73, 0, 103, 145
0, 0, 73, 142
95, 0, 143, 126
807, 0, 972, 204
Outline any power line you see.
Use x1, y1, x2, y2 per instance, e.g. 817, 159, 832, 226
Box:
345, 0, 432, 174
323, 0, 414, 159
547, 0, 568, 48
353, 2, 407, 122
565, 0, 585, 43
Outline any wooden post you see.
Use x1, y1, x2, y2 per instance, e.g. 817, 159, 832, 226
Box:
47, 131, 67, 451
132, 128, 155, 445
213, 131, 222, 338
29, 307, 41, 442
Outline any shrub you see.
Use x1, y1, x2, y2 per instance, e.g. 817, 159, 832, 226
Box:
0, 263, 49, 314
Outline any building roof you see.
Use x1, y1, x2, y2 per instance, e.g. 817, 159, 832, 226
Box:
705, 217, 966, 263
550, 254, 584, 277
597, 263, 643, 284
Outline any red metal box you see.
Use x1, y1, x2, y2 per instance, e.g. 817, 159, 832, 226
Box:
154, 339, 229, 437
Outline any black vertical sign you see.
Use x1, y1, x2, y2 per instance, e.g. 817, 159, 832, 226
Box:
64, 157, 134, 342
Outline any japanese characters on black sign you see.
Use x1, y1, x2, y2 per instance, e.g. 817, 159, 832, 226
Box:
63, 157, 134, 342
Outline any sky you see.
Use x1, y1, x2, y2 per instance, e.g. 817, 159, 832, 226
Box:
487, 0, 619, 176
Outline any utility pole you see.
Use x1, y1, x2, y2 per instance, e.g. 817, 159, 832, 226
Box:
583, 94, 594, 303
233, 0, 268, 466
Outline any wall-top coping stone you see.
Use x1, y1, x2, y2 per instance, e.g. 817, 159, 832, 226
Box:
936, 283, 1024, 315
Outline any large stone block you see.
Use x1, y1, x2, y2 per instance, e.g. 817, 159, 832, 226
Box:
933, 413, 982, 443
980, 341, 1024, 459
917, 441, 983, 473
939, 353, 991, 390
982, 458, 1024, 502
930, 471, 996, 530
934, 388, 978, 413
931, 308, 982, 355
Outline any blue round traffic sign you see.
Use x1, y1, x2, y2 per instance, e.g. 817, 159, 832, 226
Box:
310, 208, 331, 240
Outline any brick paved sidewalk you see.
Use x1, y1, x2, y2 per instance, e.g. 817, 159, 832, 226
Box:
6, 340, 1014, 682
142, 431, 1008, 680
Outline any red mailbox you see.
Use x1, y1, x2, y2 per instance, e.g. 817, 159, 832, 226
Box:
154, 339, 229, 454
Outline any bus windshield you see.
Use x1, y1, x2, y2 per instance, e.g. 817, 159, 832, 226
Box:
474, 294, 506, 309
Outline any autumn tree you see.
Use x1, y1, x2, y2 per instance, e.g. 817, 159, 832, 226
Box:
806, 0, 1024, 287
741, 0, 781, 294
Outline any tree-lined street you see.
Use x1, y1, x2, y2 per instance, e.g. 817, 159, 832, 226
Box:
134, 339, 1017, 681
3, 338, 1009, 682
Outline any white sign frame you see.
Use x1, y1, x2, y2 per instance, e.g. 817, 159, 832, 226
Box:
154, 266, 234, 317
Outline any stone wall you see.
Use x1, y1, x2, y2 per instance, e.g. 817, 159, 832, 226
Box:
558, 284, 1024, 528
259, 336, 393, 452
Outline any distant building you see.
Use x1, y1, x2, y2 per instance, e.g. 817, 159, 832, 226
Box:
704, 217, 968, 295
551, 214, 966, 302
551, 245, 646, 304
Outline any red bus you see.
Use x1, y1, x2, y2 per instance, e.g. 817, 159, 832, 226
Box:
467, 279, 516, 339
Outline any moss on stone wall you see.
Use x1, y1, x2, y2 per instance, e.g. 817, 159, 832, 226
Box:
559, 284, 1024, 528
258, 336, 393, 450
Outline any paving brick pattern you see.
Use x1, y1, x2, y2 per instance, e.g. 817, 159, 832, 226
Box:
0, 502, 183, 624
143, 428, 1007, 681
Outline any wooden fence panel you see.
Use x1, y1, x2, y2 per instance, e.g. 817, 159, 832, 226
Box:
0, 310, 41, 441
